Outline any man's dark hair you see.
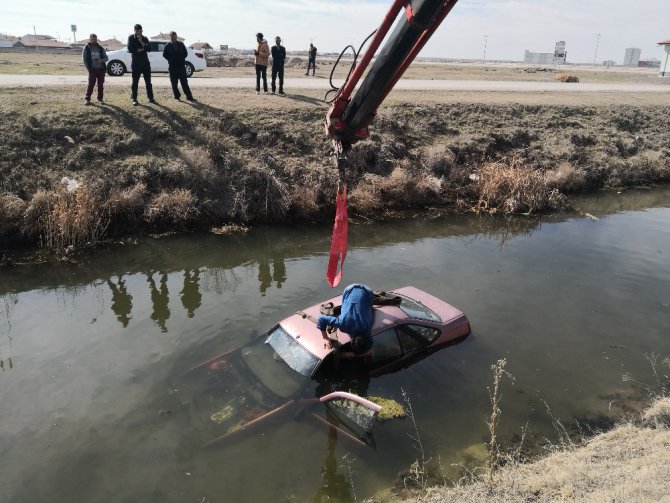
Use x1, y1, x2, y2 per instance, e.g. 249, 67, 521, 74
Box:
170, 31, 177, 36
134, 24, 142, 30
256, 32, 263, 39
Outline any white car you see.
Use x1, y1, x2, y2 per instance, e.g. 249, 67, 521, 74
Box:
106, 40, 206, 78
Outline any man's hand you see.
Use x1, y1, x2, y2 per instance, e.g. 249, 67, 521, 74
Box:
321, 330, 333, 349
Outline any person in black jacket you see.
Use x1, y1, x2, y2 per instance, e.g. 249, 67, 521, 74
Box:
271, 36, 286, 95
82, 34, 108, 105
127, 24, 155, 105
163, 31, 195, 101
306, 43, 317, 76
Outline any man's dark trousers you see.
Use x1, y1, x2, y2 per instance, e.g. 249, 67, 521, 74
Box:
86, 69, 106, 101
169, 66, 192, 99
131, 63, 153, 101
271, 65, 284, 93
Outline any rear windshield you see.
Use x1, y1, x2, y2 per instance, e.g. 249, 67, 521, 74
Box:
266, 326, 320, 377
396, 293, 441, 322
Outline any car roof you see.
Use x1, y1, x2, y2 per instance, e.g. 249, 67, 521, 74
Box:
278, 286, 465, 362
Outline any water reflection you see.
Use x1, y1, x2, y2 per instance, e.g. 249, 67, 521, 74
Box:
147, 271, 170, 332
1, 293, 16, 371
107, 276, 133, 327
258, 258, 287, 296
181, 269, 202, 318
313, 424, 355, 503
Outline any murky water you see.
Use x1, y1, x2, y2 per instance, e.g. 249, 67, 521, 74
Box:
1, 188, 669, 502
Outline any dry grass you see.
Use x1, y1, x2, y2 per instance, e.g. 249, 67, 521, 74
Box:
472, 161, 566, 214
145, 188, 199, 228
417, 414, 670, 503
24, 186, 109, 253
1, 86, 669, 255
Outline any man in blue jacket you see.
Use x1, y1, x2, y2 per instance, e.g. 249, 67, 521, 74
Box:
317, 284, 374, 354
127, 23, 155, 105
82, 34, 108, 105
163, 31, 195, 102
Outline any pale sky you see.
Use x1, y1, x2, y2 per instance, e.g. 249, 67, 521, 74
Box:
1, 0, 669, 64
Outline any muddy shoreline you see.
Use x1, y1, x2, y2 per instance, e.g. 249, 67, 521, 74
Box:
1, 85, 669, 259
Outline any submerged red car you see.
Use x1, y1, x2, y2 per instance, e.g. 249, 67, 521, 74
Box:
188, 286, 471, 446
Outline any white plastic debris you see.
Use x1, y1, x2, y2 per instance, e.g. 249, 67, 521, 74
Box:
61, 177, 80, 192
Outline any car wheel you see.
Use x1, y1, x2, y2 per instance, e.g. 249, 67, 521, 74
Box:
107, 60, 126, 77
185, 62, 195, 78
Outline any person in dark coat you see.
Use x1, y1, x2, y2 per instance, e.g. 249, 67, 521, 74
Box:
82, 34, 108, 105
163, 31, 195, 101
306, 43, 317, 76
270, 36, 286, 95
127, 23, 155, 105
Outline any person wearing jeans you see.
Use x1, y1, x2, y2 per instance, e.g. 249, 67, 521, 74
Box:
254, 32, 270, 94
82, 34, 108, 104
127, 23, 155, 105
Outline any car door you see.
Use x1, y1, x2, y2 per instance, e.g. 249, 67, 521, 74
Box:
148, 41, 168, 72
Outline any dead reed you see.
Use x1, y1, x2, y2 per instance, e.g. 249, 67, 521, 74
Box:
473, 160, 566, 214
24, 186, 110, 253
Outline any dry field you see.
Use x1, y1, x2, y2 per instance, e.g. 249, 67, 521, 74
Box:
1, 50, 668, 86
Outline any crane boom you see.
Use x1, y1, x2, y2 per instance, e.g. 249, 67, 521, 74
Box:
324, 0, 459, 287
326, 0, 459, 151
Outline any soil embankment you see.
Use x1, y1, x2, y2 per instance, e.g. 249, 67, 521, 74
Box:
371, 398, 670, 502
1, 85, 669, 256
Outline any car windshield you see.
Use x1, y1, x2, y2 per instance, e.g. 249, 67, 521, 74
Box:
396, 293, 441, 322
240, 326, 319, 398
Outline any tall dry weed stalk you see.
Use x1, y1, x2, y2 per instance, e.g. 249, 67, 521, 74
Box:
401, 387, 429, 490
486, 358, 515, 482
28, 186, 110, 253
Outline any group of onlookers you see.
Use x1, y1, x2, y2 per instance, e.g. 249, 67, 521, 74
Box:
82, 25, 318, 105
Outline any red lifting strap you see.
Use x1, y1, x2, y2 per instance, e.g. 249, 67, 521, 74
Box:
326, 187, 348, 287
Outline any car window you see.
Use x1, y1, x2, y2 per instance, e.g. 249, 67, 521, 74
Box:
402, 324, 441, 345
371, 329, 402, 364
396, 325, 428, 353
396, 294, 441, 322
266, 326, 320, 377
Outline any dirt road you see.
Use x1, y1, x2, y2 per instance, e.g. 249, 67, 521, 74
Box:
0, 73, 668, 93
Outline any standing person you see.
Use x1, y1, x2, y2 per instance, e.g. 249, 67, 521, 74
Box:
163, 31, 195, 102
271, 36, 286, 95
306, 42, 317, 76
82, 33, 108, 105
127, 24, 155, 106
254, 32, 270, 94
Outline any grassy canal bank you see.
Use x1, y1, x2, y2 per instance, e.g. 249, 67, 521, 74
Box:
1, 85, 669, 257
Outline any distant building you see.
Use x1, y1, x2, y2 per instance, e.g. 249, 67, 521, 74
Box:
13, 37, 71, 49
638, 59, 660, 68
603, 60, 616, 68
151, 32, 184, 42
623, 47, 641, 66
100, 38, 125, 50
0, 34, 17, 48
659, 39, 670, 77
190, 42, 213, 52
19, 34, 57, 41
524, 41, 567, 64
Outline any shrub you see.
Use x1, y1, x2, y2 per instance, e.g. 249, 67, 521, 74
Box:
24, 186, 110, 252
145, 188, 199, 227
473, 161, 566, 214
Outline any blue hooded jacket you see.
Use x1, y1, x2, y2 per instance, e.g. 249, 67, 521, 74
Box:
316, 284, 374, 339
